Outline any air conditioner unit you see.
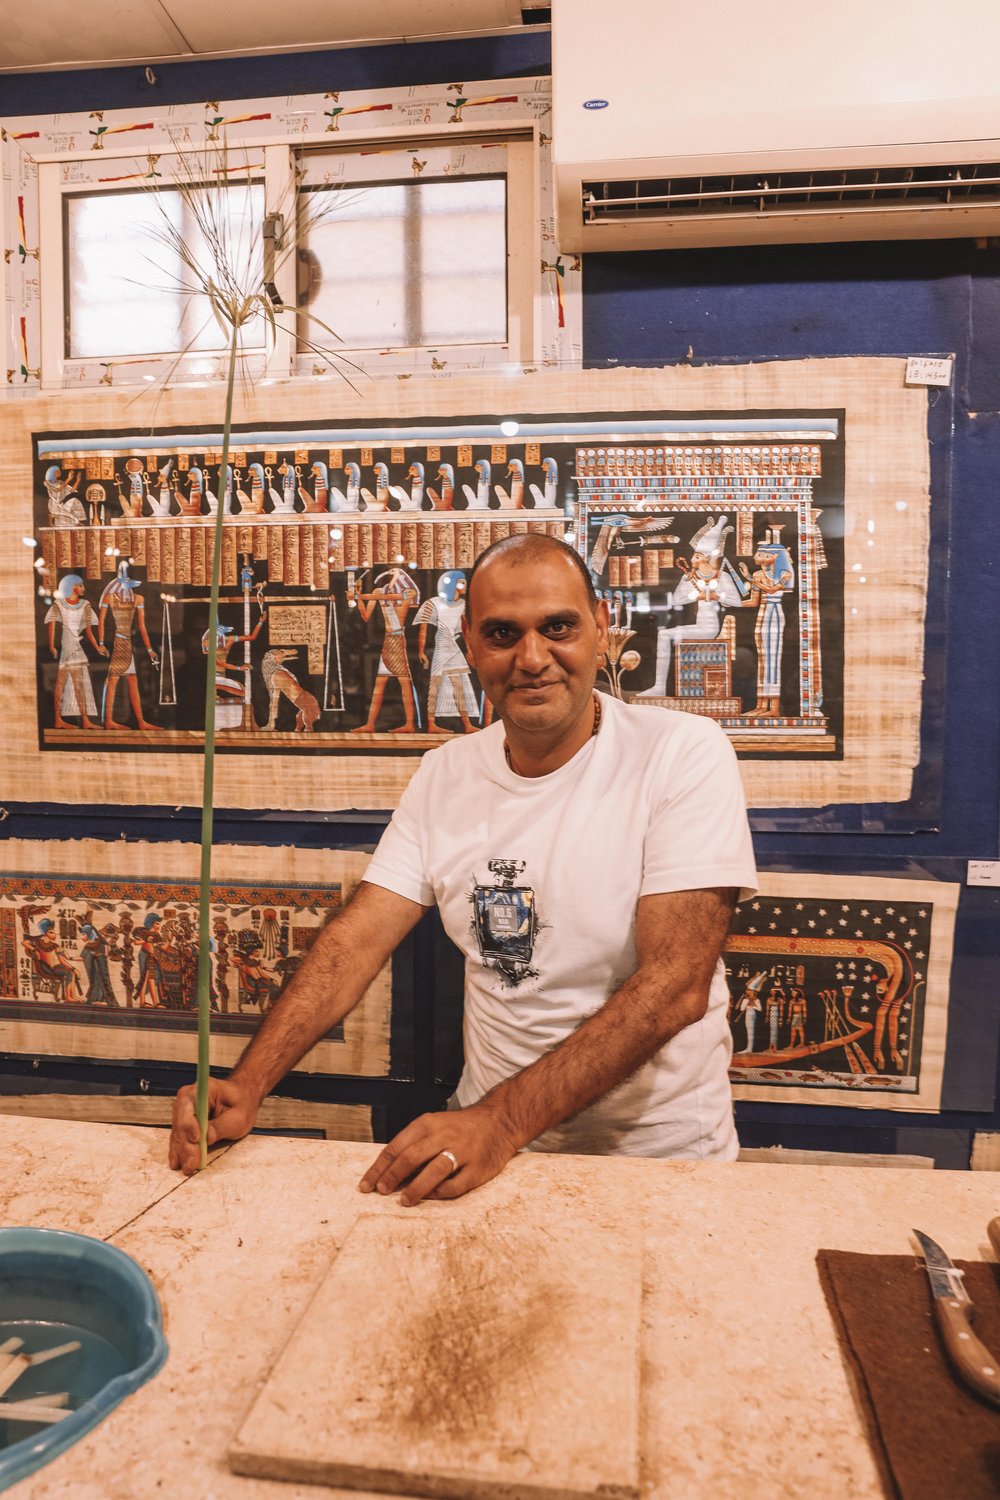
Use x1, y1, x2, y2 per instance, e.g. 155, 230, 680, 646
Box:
552, 0, 1000, 251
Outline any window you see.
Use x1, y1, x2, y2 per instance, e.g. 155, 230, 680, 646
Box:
301, 175, 507, 349
64, 182, 265, 360
36, 122, 538, 387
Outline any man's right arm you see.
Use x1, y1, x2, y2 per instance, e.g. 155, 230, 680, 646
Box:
169, 880, 428, 1174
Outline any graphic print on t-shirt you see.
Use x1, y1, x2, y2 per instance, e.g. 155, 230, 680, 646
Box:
470, 859, 539, 988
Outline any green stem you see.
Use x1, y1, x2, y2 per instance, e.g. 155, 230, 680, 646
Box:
195, 325, 239, 1170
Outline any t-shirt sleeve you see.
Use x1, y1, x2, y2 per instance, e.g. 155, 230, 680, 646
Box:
362, 760, 437, 907
640, 720, 758, 903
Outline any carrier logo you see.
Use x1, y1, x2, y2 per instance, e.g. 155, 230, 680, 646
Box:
583, 99, 609, 110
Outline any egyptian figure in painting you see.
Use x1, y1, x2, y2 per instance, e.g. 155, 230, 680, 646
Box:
205, 464, 234, 517
80, 922, 118, 1006
426, 462, 455, 511
45, 574, 107, 730
389, 461, 425, 511
262, 648, 321, 731
734, 969, 768, 1052
494, 458, 524, 510
765, 983, 786, 1051
44, 465, 86, 528
235, 463, 267, 515
787, 985, 807, 1049
361, 462, 392, 513
739, 528, 795, 719
528, 456, 559, 509
414, 570, 480, 734
231, 937, 282, 1012
98, 563, 159, 731
327, 461, 362, 512
147, 461, 174, 519
461, 458, 491, 509
350, 566, 421, 733
136, 912, 165, 1008
201, 607, 268, 730
24, 918, 85, 1003
637, 516, 744, 699
270, 461, 298, 514
178, 466, 205, 518
303, 461, 330, 513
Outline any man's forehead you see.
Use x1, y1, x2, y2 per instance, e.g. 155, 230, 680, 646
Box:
467, 554, 593, 617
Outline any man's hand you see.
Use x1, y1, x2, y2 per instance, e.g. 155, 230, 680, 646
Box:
168, 1076, 260, 1176
358, 1103, 519, 1207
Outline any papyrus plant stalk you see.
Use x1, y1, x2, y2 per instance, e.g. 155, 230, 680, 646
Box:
142, 141, 354, 1167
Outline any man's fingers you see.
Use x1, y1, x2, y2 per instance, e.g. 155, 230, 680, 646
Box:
204, 1102, 251, 1147
359, 1134, 433, 1196
399, 1153, 462, 1208
170, 1084, 196, 1128
425, 1170, 470, 1201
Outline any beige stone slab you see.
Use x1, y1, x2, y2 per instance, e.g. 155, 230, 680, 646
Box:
229, 1213, 642, 1500
0, 1115, 182, 1237
8, 1121, 1000, 1500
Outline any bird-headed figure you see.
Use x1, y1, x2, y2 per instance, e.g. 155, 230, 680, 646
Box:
147, 460, 174, 519
461, 457, 491, 509
494, 457, 524, 510
528, 456, 558, 509
205, 464, 233, 517
236, 462, 267, 515
361, 461, 392, 512
269, 461, 298, 514
389, 461, 425, 510
180, 467, 204, 517
427, 462, 455, 511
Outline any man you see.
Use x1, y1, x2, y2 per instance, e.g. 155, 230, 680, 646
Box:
170, 535, 757, 1201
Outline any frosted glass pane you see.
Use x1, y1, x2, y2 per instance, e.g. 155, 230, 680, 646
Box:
66, 184, 264, 359
303, 176, 506, 350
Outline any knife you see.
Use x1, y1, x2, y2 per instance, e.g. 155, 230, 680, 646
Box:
913, 1228, 1000, 1407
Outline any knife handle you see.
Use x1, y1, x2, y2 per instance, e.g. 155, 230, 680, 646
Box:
933, 1296, 1000, 1407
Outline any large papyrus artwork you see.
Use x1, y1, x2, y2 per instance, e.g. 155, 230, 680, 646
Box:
728, 873, 958, 1112
1, 359, 930, 810
0, 840, 389, 1077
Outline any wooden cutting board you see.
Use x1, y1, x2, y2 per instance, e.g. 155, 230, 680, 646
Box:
229, 1211, 642, 1500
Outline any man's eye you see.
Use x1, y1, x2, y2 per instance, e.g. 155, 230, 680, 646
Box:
545, 621, 571, 637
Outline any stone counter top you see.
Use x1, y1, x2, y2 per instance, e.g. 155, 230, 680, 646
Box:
5, 1116, 1000, 1498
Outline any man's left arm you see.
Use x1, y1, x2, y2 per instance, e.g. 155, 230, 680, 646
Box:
359, 885, 737, 1206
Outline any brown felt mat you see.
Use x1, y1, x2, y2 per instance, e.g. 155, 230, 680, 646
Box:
817, 1250, 1000, 1500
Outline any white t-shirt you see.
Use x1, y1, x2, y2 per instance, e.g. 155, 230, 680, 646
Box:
364, 695, 758, 1160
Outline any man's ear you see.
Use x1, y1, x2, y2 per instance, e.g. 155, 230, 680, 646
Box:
594, 595, 610, 654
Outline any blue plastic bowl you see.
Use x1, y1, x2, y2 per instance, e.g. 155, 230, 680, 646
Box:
0, 1227, 168, 1491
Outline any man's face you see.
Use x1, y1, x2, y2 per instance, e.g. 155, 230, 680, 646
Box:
463, 554, 608, 736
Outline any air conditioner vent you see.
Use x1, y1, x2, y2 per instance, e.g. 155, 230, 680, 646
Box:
582, 162, 1000, 224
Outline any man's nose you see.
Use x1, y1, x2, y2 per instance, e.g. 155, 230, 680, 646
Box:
514, 629, 551, 673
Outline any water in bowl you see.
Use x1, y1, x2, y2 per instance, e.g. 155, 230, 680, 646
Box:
0, 1321, 127, 1450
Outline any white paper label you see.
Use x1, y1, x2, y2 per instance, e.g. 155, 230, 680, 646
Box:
967, 860, 1000, 887
905, 356, 954, 388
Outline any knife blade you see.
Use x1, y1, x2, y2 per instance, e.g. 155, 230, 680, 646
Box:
913, 1228, 1000, 1407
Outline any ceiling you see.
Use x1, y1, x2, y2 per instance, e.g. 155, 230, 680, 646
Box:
0, 0, 546, 73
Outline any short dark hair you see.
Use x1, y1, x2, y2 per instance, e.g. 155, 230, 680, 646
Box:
466, 532, 597, 616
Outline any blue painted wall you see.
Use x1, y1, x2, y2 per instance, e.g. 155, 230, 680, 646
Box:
3, 30, 999, 1162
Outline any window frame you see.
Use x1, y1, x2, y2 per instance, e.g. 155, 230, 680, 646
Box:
36, 121, 539, 392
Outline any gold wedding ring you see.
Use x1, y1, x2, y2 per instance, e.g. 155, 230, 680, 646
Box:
439, 1149, 459, 1174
